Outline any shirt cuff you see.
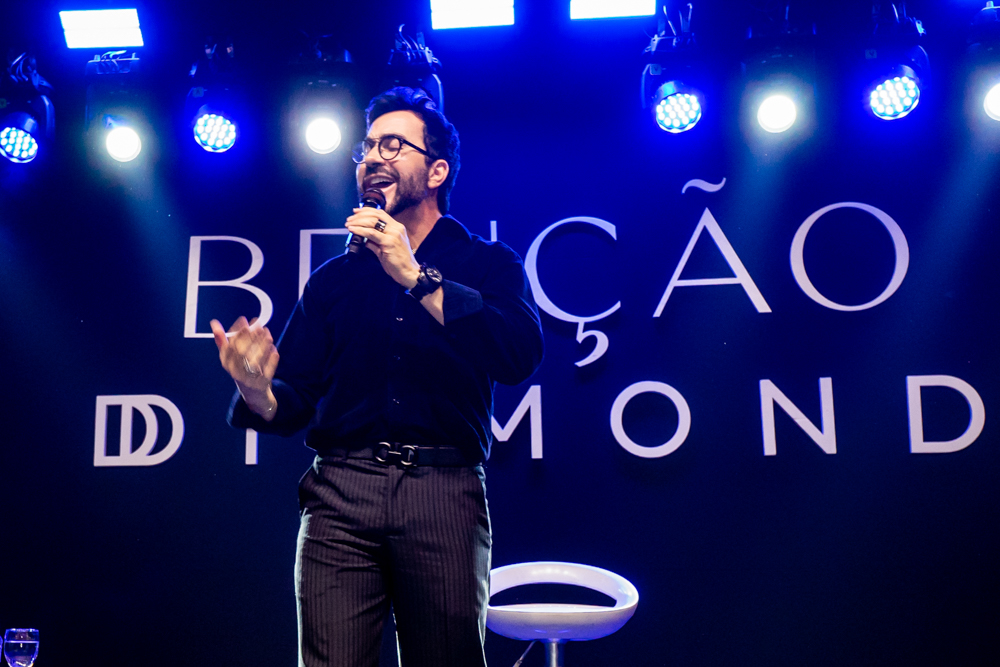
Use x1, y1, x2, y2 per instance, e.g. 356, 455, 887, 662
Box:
441, 279, 483, 324
228, 391, 269, 431
227, 379, 291, 432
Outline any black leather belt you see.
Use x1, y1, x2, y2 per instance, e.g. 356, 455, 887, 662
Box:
321, 442, 474, 467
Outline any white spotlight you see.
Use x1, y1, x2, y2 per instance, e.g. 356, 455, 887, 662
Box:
106, 126, 141, 162
305, 118, 342, 154
985, 82, 1000, 122
757, 94, 797, 133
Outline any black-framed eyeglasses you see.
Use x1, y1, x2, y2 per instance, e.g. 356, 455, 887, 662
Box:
351, 134, 432, 163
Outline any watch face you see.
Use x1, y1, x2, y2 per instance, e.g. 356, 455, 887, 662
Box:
425, 267, 443, 283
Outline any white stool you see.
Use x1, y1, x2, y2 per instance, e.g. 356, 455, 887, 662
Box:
486, 561, 639, 667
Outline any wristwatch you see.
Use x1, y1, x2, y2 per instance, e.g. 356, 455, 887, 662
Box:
407, 263, 443, 301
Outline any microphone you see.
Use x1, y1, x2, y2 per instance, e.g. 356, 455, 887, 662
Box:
346, 188, 387, 254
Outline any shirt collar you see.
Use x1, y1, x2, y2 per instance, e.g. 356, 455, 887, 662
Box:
415, 215, 471, 259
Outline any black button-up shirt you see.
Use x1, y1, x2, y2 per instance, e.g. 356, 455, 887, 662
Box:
229, 216, 544, 463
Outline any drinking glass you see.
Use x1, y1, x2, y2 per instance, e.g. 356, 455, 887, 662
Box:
2, 629, 38, 667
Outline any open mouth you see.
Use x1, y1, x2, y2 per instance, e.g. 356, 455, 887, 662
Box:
365, 174, 395, 190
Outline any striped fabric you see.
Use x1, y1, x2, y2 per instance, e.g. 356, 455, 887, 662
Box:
295, 457, 492, 667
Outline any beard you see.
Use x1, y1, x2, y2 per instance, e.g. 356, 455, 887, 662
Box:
359, 162, 432, 216
386, 166, 431, 217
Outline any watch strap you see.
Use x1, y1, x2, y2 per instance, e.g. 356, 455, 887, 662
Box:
407, 263, 442, 301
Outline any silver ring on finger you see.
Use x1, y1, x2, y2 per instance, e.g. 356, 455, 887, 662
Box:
374, 220, 387, 233
243, 355, 262, 378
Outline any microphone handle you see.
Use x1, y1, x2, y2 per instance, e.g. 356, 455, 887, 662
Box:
346, 199, 381, 254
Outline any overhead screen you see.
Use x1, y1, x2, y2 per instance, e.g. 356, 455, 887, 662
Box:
59, 9, 144, 49
431, 0, 515, 30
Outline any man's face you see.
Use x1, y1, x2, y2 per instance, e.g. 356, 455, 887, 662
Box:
357, 110, 432, 217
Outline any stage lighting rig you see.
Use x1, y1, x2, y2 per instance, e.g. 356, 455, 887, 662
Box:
0, 53, 54, 164
640, 3, 704, 134
84, 50, 147, 162
186, 38, 240, 153
741, 3, 816, 136
383, 25, 444, 113
967, 1, 1000, 121
289, 33, 363, 156
863, 3, 928, 121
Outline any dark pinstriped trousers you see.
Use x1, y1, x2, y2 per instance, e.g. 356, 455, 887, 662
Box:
295, 456, 492, 667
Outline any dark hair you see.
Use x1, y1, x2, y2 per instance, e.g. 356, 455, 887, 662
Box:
365, 87, 460, 214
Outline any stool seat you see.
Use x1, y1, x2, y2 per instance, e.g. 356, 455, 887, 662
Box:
487, 561, 639, 646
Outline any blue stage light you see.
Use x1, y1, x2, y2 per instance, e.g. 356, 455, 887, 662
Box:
1, 56, 54, 164
59, 9, 144, 49
571, 0, 655, 19
194, 113, 237, 153
640, 5, 703, 135
0, 127, 38, 163
862, 6, 927, 122
431, 0, 514, 29
870, 75, 920, 120
654, 92, 701, 133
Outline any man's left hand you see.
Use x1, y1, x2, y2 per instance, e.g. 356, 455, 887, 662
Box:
345, 208, 420, 288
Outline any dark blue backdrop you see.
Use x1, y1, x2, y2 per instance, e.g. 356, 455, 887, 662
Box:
2, 1, 999, 665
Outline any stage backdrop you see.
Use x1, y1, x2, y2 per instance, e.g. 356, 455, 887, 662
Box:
2, 2, 999, 665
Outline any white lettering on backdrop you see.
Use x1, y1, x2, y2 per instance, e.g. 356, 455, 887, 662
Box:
492, 385, 543, 459
524, 217, 621, 367
94, 395, 185, 466
654, 207, 772, 316
760, 378, 837, 456
299, 229, 351, 298
184, 236, 273, 338
610, 381, 692, 458
177, 188, 983, 463
790, 202, 909, 311
906, 375, 986, 454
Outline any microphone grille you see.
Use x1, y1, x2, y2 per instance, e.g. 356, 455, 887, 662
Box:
361, 188, 386, 209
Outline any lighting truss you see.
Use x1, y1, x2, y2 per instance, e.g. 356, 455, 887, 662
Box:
383, 25, 445, 113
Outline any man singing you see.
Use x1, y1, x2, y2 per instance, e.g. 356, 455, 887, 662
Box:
210, 87, 544, 667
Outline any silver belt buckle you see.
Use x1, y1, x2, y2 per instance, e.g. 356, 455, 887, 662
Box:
374, 442, 419, 467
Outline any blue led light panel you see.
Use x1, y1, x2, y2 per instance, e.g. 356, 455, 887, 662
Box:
431, 0, 514, 29
570, 0, 655, 19
59, 9, 144, 49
